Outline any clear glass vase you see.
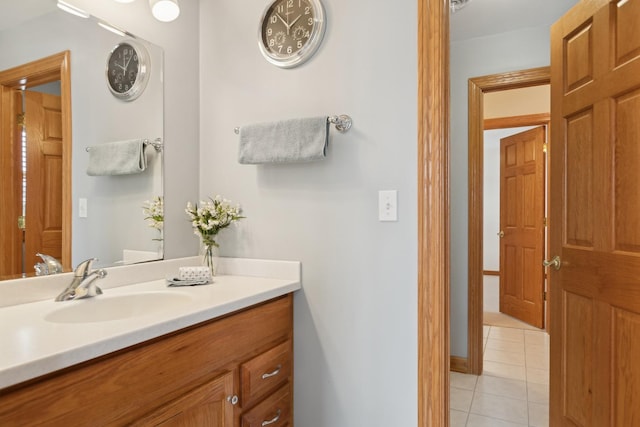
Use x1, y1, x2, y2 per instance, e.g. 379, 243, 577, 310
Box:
200, 241, 219, 276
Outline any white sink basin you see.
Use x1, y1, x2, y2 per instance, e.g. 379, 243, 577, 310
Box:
44, 291, 194, 323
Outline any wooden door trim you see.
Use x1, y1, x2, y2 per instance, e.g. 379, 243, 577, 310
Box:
484, 113, 550, 130
417, 0, 450, 425
467, 67, 550, 375
0, 51, 72, 272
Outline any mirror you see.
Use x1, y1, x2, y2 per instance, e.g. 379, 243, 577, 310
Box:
0, 1, 164, 279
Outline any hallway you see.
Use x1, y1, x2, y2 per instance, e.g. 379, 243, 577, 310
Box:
450, 319, 549, 426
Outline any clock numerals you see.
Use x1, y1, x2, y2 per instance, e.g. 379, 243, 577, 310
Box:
108, 53, 140, 94
263, 0, 314, 57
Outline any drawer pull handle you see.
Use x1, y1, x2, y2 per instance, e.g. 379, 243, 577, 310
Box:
262, 409, 281, 426
261, 365, 282, 380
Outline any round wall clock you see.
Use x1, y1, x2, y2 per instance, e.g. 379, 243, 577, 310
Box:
258, 0, 326, 68
106, 39, 150, 101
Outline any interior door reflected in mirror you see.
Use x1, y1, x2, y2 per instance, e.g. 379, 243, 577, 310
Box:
0, 3, 164, 281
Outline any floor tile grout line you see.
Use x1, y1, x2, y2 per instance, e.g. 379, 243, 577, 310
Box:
522, 336, 531, 426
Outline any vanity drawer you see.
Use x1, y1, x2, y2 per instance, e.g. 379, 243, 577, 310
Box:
241, 339, 292, 406
241, 383, 291, 427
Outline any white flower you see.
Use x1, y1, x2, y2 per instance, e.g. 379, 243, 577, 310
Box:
142, 196, 164, 232
185, 196, 245, 246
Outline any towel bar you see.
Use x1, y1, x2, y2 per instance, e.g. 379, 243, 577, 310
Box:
86, 138, 163, 152
234, 115, 352, 135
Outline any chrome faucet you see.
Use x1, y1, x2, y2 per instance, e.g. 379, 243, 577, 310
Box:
34, 253, 63, 276
54, 258, 107, 302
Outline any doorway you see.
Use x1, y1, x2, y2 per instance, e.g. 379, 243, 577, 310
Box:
466, 68, 550, 375
485, 120, 548, 330
0, 51, 72, 279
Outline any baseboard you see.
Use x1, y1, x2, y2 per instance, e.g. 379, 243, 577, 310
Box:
450, 356, 468, 373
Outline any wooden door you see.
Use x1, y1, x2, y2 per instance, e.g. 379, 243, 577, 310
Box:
499, 126, 546, 328
550, 0, 640, 425
133, 371, 235, 426
24, 90, 63, 270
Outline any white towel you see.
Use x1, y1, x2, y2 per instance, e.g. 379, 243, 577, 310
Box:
238, 116, 329, 164
87, 139, 147, 176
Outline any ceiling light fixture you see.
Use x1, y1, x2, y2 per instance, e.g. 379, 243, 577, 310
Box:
149, 0, 180, 22
56, 0, 90, 18
450, 0, 472, 13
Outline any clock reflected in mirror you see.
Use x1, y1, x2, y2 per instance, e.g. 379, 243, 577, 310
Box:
259, 0, 326, 68
106, 39, 150, 101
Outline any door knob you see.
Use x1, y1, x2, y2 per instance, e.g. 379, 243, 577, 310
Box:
497, 230, 504, 238
543, 255, 561, 271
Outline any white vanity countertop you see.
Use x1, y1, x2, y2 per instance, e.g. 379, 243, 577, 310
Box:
0, 258, 300, 390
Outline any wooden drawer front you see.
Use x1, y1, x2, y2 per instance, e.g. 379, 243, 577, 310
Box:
241, 383, 291, 427
241, 340, 291, 406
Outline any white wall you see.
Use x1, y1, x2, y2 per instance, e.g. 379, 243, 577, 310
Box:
484, 276, 500, 312
484, 85, 550, 119
450, 27, 552, 357
200, 0, 417, 425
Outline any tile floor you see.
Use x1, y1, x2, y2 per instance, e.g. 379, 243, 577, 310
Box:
450, 323, 549, 427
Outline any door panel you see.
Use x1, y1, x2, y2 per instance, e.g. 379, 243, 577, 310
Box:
499, 126, 546, 328
550, 1, 640, 425
565, 110, 594, 248
563, 291, 593, 426
612, 308, 640, 426
614, 88, 640, 252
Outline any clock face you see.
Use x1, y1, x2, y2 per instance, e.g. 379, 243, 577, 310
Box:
259, 0, 326, 68
106, 41, 149, 101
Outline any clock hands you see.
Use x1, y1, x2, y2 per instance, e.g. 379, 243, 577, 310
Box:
123, 52, 134, 79
275, 13, 288, 28
289, 14, 302, 28
275, 12, 302, 36
114, 50, 132, 73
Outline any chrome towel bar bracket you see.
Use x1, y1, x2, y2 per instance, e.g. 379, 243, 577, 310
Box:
328, 115, 352, 133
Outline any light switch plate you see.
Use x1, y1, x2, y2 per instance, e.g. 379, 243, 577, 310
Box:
79, 198, 87, 218
378, 190, 398, 221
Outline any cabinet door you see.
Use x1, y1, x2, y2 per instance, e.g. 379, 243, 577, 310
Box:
133, 371, 235, 427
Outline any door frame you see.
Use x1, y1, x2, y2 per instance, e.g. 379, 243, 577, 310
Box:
417, 0, 450, 425
0, 51, 72, 274
417, 2, 559, 423
466, 67, 551, 375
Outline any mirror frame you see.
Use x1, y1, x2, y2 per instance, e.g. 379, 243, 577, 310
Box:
0, 51, 72, 274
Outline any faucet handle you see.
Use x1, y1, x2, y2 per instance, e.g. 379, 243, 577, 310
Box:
74, 258, 98, 277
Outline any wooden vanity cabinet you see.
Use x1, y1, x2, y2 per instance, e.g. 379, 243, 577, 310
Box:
0, 294, 294, 427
